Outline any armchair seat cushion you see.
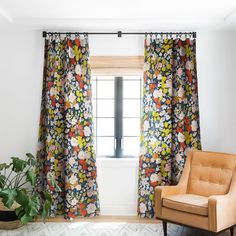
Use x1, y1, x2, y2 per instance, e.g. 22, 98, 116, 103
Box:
163, 194, 208, 216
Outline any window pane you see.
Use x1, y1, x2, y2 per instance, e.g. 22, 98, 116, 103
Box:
93, 118, 96, 136
97, 99, 114, 117
97, 118, 114, 136
92, 99, 96, 117
123, 118, 140, 136
123, 76, 141, 80
123, 137, 140, 156
97, 137, 114, 156
91, 79, 97, 99
123, 80, 141, 98
123, 99, 140, 117
97, 80, 114, 98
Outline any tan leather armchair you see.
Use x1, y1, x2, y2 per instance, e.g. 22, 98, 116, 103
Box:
155, 150, 236, 236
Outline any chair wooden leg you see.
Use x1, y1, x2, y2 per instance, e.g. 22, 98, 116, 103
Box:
230, 227, 234, 236
162, 221, 167, 236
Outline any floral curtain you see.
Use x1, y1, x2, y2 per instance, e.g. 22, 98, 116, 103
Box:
37, 34, 99, 220
138, 35, 201, 218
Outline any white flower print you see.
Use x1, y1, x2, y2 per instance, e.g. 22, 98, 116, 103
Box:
84, 111, 91, 119
87, 190, 93, 197
70, 174, 77, 185
177, 87, 184, 98
71, 137, 78, 147
178, 133, 185, 142
153, 89, 163, 98
86, 203, 96, 214
177, 68, 183, 77
71, 198, 78, 206
80, 39, 86, 47
178, 112, 185, 120
75, 64, 83, 75
50, 87, 58, 96
71, 117, 77, 126
179, 47, 186, 56
78, 151, 85, 159
150, 173, 160, 183
84, 126, 91, 137
84, 151, 90, 159
139, 203, 147, 214
143, 120, 150, 131
191, 120, 198, 132
186, 60, 194, 70
75, 184, 82, 190
68, 47, 75, 58
176, 153, 182, 163
69, 93, 76, 103
66, 72, 73, 81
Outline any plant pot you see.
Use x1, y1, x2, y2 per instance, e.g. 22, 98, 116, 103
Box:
0, 198, 22, 229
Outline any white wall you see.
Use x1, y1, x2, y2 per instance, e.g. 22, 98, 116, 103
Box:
197, 30, 236, 153
0, 29, 236, 216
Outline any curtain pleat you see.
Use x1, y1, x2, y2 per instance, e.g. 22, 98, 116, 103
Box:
138, 36, 201, 218
36, 35, 99, 220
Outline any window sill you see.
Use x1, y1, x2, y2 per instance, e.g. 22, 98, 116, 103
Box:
96, 157, 139, 168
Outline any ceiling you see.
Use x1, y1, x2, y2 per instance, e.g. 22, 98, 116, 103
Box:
0, 0, 236, 31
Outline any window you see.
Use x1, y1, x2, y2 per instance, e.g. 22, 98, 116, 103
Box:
92, 75, 142, 158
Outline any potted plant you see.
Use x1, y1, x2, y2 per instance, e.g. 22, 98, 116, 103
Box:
0, 153, 60, 229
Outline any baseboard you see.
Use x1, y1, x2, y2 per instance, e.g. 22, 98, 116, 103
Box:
100, 204, 137, 216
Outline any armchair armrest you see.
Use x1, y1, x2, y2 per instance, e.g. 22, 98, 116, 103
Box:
154, 152, 192, 218
208, 194, 236, 232
209, 169, 236, 232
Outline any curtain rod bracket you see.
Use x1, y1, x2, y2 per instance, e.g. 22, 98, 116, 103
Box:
42, 31, 47, 38
117, 31, 122, 37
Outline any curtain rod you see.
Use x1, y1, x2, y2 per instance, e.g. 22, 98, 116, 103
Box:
42, 31, 197, 38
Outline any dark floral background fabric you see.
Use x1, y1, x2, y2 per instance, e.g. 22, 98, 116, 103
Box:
37, 35, 99, 220
138, 36, 201, 218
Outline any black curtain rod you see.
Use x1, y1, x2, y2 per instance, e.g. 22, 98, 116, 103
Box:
42, 31, 197, 38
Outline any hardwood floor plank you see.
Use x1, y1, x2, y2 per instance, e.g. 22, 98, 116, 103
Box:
42, 215, 160, 224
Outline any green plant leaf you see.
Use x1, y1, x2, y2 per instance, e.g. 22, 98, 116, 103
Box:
28, 195, 40, 217
26, 153, 35, 159
15, 206, 24, 219
0, 175, 6, 189
11, 157, 27, 173
20, 214, 32, 224
0, 163, 10, 171
42, 199, 51, 223
0, 189, 17, 208
43, 191, 52, 202
26, 170, 36, 186
26, 153, 36, 166
15, 189, 29, 207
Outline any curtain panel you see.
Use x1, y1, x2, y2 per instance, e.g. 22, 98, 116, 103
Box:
37, 35, 99, 220
138, 36, 201, 218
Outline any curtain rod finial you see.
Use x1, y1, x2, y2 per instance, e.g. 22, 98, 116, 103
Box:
42, 31, 47, 38
193, 32, 197, 38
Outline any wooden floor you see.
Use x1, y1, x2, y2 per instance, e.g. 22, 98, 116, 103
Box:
44, 215, 159, 224
44, 216, 235, 235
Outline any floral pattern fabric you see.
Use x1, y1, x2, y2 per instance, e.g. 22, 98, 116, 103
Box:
37, 34, 99, 220
138, 36, 201, 218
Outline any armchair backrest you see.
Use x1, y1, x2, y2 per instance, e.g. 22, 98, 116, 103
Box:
187, 151, 236, 197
